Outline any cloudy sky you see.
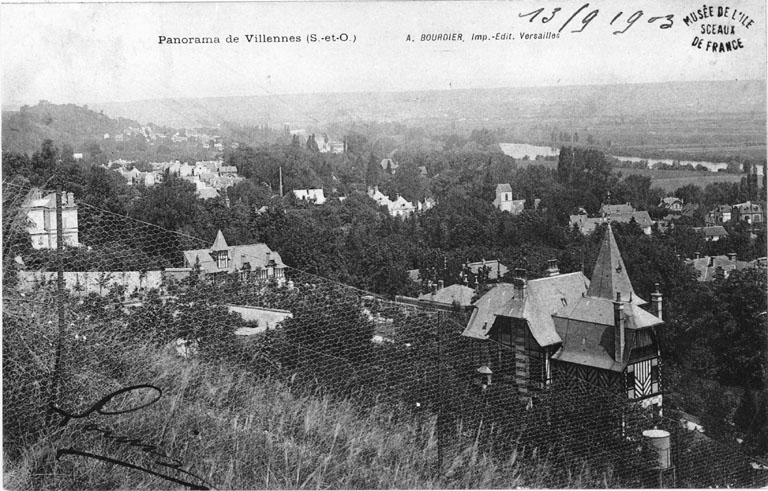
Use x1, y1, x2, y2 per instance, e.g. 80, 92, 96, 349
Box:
2, 0, 765, 106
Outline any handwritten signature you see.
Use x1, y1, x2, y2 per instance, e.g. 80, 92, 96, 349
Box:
51, 385, 211, 490
519, 3, 674, 34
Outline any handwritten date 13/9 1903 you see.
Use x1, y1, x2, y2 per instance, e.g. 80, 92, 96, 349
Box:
518, 3, 673, 35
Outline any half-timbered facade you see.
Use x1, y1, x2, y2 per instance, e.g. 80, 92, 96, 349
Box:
551, 225, 663, 409
462, 260, 589, 392
463, 225, 664, 409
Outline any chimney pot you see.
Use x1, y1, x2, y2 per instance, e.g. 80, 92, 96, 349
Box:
514, 269, 528, 299
546, 258, 560, 276
651, 283, 663, 321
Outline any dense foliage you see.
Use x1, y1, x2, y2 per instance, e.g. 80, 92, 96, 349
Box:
4, 133, 767, 463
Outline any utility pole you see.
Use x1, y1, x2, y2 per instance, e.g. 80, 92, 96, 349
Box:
46, 187, 67, 425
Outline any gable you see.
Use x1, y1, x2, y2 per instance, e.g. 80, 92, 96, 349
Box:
462, 272, 589, 347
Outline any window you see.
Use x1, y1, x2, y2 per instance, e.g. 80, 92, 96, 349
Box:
500, 330, 511, 346
217, 251, 229, 269
651, 358, 660, 394
626, 365, 635, 399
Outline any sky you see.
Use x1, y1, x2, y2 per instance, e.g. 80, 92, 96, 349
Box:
1, 0, 766, 107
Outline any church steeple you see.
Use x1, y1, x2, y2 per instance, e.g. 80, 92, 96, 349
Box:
586, 225, 641, 304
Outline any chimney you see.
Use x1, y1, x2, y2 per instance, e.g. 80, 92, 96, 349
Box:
614, 292, 625, 362
67, 192, 74, 206
727, 252, 737, 262
651, 283, 663, 321
546, 258, 560, 277
513, 268, 528, 300
437, 280, 444, 291
708, 256, 714, 268
694, 251, 701, 259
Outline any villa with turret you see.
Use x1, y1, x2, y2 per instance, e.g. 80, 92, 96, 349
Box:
181, 230, 286, 284
463, 225, 664, 411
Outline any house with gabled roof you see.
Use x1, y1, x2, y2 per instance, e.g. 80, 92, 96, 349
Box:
463, 259, 509, 283
570, 210, 654, 235
601, 202, 636, 215
463, 261, 589, 392
292, 188, 327, 205
706, 204, 732, 225
693, 225, 728, 241
182, 230, 286, 284
685, 253, 754, 281
551, 226, 664, 410
733, 201, 764, 225
23, 189, 80, 249
418, 283, 475, 308
659, 197, 684, 213
464, 226, 664, 409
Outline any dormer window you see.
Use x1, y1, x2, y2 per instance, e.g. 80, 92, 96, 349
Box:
217, 251, 229, 269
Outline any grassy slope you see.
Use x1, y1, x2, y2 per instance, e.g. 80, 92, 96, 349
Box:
4, 342, 614, 490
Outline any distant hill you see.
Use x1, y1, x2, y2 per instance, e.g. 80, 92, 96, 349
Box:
87, 80, 767, 128
2, 102, 145, 155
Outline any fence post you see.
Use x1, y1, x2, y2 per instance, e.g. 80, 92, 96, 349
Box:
45, 187, 67, 426
436, 310, 443, 472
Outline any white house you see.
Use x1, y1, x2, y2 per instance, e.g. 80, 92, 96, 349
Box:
23, 189, 79, 249
293, 188, 327, 205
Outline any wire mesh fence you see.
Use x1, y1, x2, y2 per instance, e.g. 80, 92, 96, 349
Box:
3, 180, 767, 489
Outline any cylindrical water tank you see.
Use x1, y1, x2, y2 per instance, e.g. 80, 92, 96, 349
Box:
642, 429, 671, 469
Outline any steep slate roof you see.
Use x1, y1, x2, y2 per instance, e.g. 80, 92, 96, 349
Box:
211, 230, 229, 251
462, 272, 589, 347
660, 197, 682, 208
183, 231, 285, 274
570, 212, 653, 234
418, 284, 475, 307
555, 297, 661, 330
586, 225, 646, 305
601, 203, 635, 215
693, 226, 728, 238
495, 183, 513, 194
551, 225, 662, 371
552, 300, 662, 371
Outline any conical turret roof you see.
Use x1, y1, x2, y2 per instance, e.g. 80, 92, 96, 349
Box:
211, 230, 229, 252
586, 225, 641, 304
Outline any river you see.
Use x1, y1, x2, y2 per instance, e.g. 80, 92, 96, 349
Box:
499, 143, 763, 176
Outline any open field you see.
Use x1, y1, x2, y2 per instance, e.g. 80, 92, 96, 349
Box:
613, 168, 752, 192
649, 175, 747, 193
